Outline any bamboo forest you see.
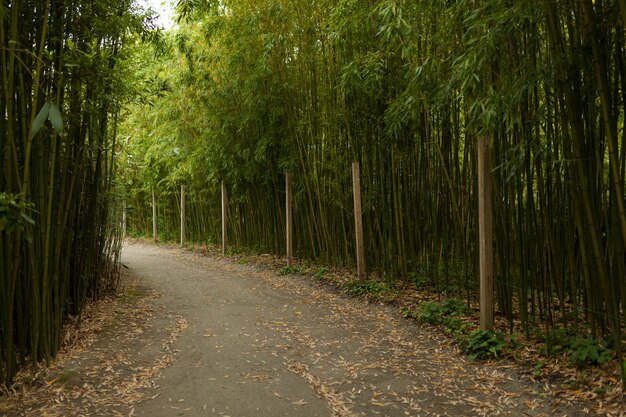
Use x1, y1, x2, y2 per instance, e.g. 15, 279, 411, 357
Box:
2, 0, 626, 400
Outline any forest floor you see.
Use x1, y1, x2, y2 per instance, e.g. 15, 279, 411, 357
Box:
0, 241, 624, 416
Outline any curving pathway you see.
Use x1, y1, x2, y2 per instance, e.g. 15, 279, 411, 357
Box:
0, 242, 606, 416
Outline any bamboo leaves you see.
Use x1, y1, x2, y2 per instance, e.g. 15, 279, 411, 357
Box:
1, 0, 145, 386
0, 193, 35, 233
31, 101, 51, 138
30, 101, 64, 138
119, 0, 626, 387
47, 103, 63, 134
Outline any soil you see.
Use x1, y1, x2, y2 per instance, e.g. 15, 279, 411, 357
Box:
0, 242, 622, 416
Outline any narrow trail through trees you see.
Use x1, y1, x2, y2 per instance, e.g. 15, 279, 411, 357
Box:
120, 243, 599, 417
0, 243, 609, 416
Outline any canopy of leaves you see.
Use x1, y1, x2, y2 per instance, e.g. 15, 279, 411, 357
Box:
120, 0, 626, 384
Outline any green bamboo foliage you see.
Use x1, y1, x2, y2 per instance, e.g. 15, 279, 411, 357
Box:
0, 0, 145, 386
122, 0, 626, 380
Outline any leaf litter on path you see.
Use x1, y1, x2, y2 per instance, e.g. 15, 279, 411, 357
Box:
177, 246, 623, 416
2, 243, 624, 416
0, 270, 187, 417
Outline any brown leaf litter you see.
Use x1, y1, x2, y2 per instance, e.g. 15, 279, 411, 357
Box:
0, 270, 187, 417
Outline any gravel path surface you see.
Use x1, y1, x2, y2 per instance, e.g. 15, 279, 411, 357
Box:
0, 242, 609, 416
122, 243, 595, 417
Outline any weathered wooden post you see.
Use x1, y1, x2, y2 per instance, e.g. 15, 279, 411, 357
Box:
221, 180, 228, 256
152, 186, 158, 242
352, 162, 366, 281
180, 184, 186, 246
286, 172, 293, 267
478, 135, 494, 330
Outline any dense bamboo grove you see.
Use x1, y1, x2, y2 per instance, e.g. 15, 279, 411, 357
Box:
0, 1, 148, 385
121, 0, 626, 374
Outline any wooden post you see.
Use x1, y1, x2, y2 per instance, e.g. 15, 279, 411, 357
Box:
286, 172, 293, 267
180, 184, 186, 246
122, 199, 127, 241
478, 135, 494, 331
152, 186, 158, 242
352, 162, 366, 280
221, 180, 228, 256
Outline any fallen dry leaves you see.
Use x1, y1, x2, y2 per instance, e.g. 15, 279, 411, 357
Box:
0, 270, 187, 417
2, 241, 624, 417
178, 245, 626, 416
287, 360, 353, 417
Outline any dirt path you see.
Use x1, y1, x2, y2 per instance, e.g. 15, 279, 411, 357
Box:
0, 242, 612, 416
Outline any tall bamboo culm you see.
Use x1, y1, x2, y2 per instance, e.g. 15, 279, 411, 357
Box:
0, 0, 139, 386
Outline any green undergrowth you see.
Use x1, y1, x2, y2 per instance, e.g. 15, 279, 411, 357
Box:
400, 299, 615, 368
541, 328, 614, 367
401, 299, 506, 360
278, 265, 305, 275
343, 280, 401, 302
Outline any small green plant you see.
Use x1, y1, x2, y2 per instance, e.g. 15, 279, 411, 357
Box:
568, 337, 613, 367
408, 272, 427, 289
279, 265, 303, 275
0, 192, 35, 235
544, 327, 572, 355
416, 299, 471, 336
401, 306, 419, 320
418, 299, 467, 325
593, 384, 611, 395
542, 328, 613, 367
344, 280, 395, 299
226, 247, 245, 255
443, 316, 473, 337
461, 329, 506, 360
314, 267, 328, 279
